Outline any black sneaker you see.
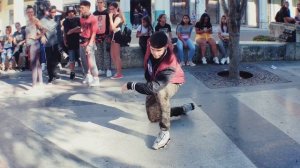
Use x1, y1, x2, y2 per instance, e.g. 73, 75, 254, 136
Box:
70, 72, 75, 80
48, 78, 53, 84
182, 103, 195, 114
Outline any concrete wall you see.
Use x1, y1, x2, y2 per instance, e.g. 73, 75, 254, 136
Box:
120, 41, 298, 69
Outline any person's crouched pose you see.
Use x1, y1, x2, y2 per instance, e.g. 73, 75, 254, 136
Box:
121, 31, 194, 150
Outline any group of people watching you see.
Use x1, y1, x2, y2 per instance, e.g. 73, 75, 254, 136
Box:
132, 5, 149, 29
0, 0, 233, 90
136, 12, 230, 67
0, 0, 127, 89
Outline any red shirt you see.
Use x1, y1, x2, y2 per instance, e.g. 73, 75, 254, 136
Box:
80, 15, 98, 39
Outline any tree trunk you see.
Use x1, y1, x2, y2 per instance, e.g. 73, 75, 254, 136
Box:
228, 33, 240, 79
220, 0, 247, 80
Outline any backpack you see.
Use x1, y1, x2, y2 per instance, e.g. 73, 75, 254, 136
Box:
120, 25, 132, 47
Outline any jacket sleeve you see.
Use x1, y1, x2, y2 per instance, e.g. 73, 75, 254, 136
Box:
127, 68, 175, 95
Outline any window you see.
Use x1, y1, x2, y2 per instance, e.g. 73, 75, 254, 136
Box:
9, 9, 14, 25
8, 0, 13, 5
170, 0, 189, 25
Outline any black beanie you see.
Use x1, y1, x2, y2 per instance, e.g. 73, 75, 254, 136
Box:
150, 31, 168, 48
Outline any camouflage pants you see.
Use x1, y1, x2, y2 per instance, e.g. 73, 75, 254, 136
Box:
145, 83, 180, 131
95, 40, 111, 71
80, 44, 98, 76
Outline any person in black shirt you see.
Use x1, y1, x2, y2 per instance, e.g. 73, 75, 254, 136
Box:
155, 14, 172, 42
63, 6, 80, 80
13, 22, 26, 71
93, 0, 112, 77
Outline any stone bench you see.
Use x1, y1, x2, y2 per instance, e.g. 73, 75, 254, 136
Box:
269, 22, 300, 43
120, 41, 299, 69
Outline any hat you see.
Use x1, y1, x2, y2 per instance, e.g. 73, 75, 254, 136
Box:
150, 31, 168, 48
66, 6, 76, 14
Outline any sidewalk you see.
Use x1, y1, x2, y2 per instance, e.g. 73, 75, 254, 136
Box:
0, 61, 300, 167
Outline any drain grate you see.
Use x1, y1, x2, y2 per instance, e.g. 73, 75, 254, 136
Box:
185, 64, 290, 89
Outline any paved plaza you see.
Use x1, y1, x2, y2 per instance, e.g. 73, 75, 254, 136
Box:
0, 61, 299, 168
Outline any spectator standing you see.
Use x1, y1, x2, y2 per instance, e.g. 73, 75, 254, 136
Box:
94, 0, 112, 78
176, 15, 195, 66
25, 5, 44, 88
79, 1, 100, 86
108, 2, 124, 79
63, 6, 81, 80
40, 6, 61, 84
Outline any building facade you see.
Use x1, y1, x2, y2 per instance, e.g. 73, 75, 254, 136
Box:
0, 0, 299, 32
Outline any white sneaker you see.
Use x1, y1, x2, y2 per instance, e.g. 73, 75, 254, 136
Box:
75, 62, 79, 67
187, 61, 196, 66
213, 57, 220, 64
202, 57, 207, 64
57, 63, 62, 70
220, 58, 227, 65
82, 74, 93, 84
98, 70, 105, 76
89, 77, 100, 87
41, 63, 46, 71
106, 69, 112, 77
152, 130, 170, 150
180, 62, 185, 66
226, 57, 230, 64
65, 62, 70, 68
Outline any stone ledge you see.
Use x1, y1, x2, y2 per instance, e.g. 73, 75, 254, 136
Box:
121, 41, 293, 68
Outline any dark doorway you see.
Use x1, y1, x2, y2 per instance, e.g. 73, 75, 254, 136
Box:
170, 0, 189, 25
130, 0, 151, 28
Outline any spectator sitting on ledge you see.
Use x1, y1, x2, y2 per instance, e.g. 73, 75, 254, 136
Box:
295, 2, 300, 24
275, 1, 295, 24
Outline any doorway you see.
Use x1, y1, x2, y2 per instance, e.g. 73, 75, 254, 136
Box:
130, 0, 151, 28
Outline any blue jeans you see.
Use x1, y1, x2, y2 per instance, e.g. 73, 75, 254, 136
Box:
40, 42, 47, 64
176, 39, 195, 62
68, 49, 80, 63
1, 48, 13, 63
218, 40, 229, 58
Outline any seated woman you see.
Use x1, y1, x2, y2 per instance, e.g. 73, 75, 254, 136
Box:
295, 2, 300, 24
155, 14, 173, 43
1, 26, 14, 71
136, 16, 153, 55
195, 13, 219, 64
176, 15, 195, 66
218, 15, 230, 65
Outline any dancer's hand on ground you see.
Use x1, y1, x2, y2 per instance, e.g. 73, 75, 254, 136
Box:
121, 83, 128, 93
